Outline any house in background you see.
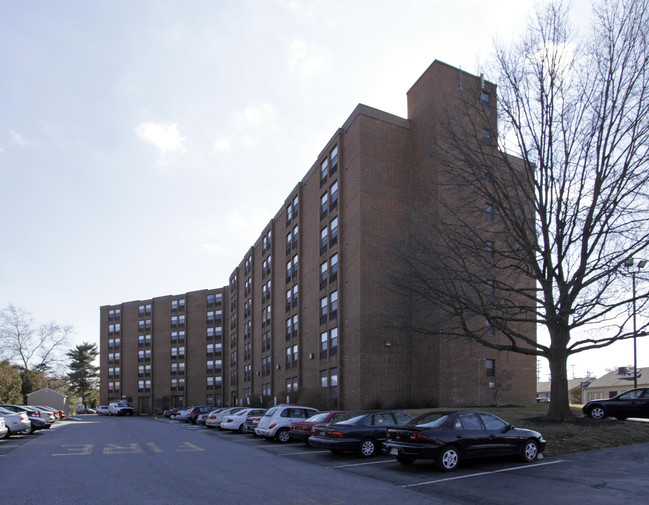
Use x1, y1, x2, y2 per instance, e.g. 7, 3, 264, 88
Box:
26, 387, 70, 417
537, 377, 595, 404
582, 367, 649, 402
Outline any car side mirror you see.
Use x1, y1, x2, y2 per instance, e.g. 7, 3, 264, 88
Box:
501, 424, 513, 433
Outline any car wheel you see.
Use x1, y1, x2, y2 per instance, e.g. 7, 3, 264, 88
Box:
276, 428, 291, 443
1, 429, 9, 440
589, 406, 606, 420
520, 439, 539, 463
358, 438, 377, 458
396, 454, 416, 465
237, 424, 245, 433
435, 446, 460, 472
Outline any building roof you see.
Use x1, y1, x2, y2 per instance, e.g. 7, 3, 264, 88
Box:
583, 367, 649, 390
25, 387, 68, 399
537, 378, 593, 394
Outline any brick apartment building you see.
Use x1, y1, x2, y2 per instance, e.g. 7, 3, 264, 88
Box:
99, 60, 537, 413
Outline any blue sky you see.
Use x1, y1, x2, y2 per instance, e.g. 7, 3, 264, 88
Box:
2, 0, 635, 380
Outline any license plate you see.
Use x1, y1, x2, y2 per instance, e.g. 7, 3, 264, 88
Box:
389, 448, 398, 456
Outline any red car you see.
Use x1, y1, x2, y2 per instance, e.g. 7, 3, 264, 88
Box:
290, 410, 353, 444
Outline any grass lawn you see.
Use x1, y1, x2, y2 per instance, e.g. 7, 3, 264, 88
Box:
405, 404, 649, 456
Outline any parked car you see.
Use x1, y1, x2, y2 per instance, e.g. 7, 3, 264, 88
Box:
290, 411, 353, 444
206, 407, 244, 428
384, 410, 546, 471
243, 412, 264, 434
108, 401, 134, 416
0, 405, 43, 422
26, 415, 50, 432
187, 405, 217, 424
173, 407, 194, 422
220, 408, 267, 432
309, 410, 413, 457
96, 405, 110, 415
0, 417, 8, 439
583, 387, 649, 420
0, 407, 33, 436
163, 408, 181, 418
255, 404, 319, 442
29, 406, 56, 423
35, 405, 61, 420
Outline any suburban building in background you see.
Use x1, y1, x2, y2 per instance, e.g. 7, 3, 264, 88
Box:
99, 60, 537, 413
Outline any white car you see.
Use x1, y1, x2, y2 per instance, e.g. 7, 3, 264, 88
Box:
96, 405, 110, 415
220, 408, 267, 432
0, 417, 8, 439
255, 404, 319, 442
173, 407, 194, 421
205, 407, 243, 428
0, 407, 32, 436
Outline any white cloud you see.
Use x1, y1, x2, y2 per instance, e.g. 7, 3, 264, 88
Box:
288, 38, 327, 75
234, 103, 277, 129
213, 137, 231, 152
135, 122, 186, 155
10, 130, 36, 147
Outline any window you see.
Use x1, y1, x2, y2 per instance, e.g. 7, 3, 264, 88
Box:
330, 291, 338, 319
286, 202, 293, 224
485, 280, 495, 298
286, 231, 292, 254
320, 370, 328, 388
485, 241, 494, 259
321, 158, 328, 182
292, 254, 298, 278
292, 285, 298, 307
485, 203, 494, 221
481, 90, 490, 108
330, 327, 338, 356
320, 226, 328, 252
330, 253, 338, 282
486, 319, 495, 337
330, 145, 338, 173
320, 296, 328, 322
330, 217, 338, 245
330, 180, 338, 210
486, 359, 495, 377
483, 128, 492, 145
292, 225, 298, 249
320, 331, 328, 359
330, 367, 338, 399
320, 261, 328, 287
292, 314, 298, 336
320, 192, 328, 217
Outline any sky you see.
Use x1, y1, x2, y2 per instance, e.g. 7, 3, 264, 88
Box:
1, 0, 641, 382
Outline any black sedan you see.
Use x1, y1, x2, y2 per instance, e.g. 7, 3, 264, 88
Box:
384, 411, 545, 472
582, 387, 649, 420
308, 411, 414, 457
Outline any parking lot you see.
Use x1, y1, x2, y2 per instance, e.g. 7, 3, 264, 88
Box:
3, 415, 649, 505
158, 416, 648, 504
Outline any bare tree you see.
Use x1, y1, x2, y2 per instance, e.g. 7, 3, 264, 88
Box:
395, 0, 649, 421
0, 304, 73, 374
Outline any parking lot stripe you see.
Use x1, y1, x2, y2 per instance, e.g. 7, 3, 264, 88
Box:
279, 450, 332, 456
330, 459, 396, 468
400, 459, 566, 487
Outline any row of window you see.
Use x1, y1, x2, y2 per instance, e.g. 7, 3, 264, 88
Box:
320, 180, 338, 219
320, 145, 339, 185
320, 216, 338, 254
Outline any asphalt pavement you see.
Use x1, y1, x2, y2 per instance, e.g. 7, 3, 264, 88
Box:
1, 415, 647, 505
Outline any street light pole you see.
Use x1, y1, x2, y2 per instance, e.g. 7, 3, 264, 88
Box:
624, 258, 647, 389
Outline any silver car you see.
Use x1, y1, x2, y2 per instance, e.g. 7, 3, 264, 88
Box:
0, 406, 32, 436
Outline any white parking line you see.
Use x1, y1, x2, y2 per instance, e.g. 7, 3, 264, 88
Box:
279, 450, 332, 456
330, 459, 396, 468
400, 459, 566, 488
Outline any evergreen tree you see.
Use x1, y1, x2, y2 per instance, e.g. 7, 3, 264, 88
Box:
66, 343, 99, 407
0, 360, 22, 403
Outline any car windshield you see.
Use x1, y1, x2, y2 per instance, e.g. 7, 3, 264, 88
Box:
410, 413, 451, 428
305, 412, 330, 423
